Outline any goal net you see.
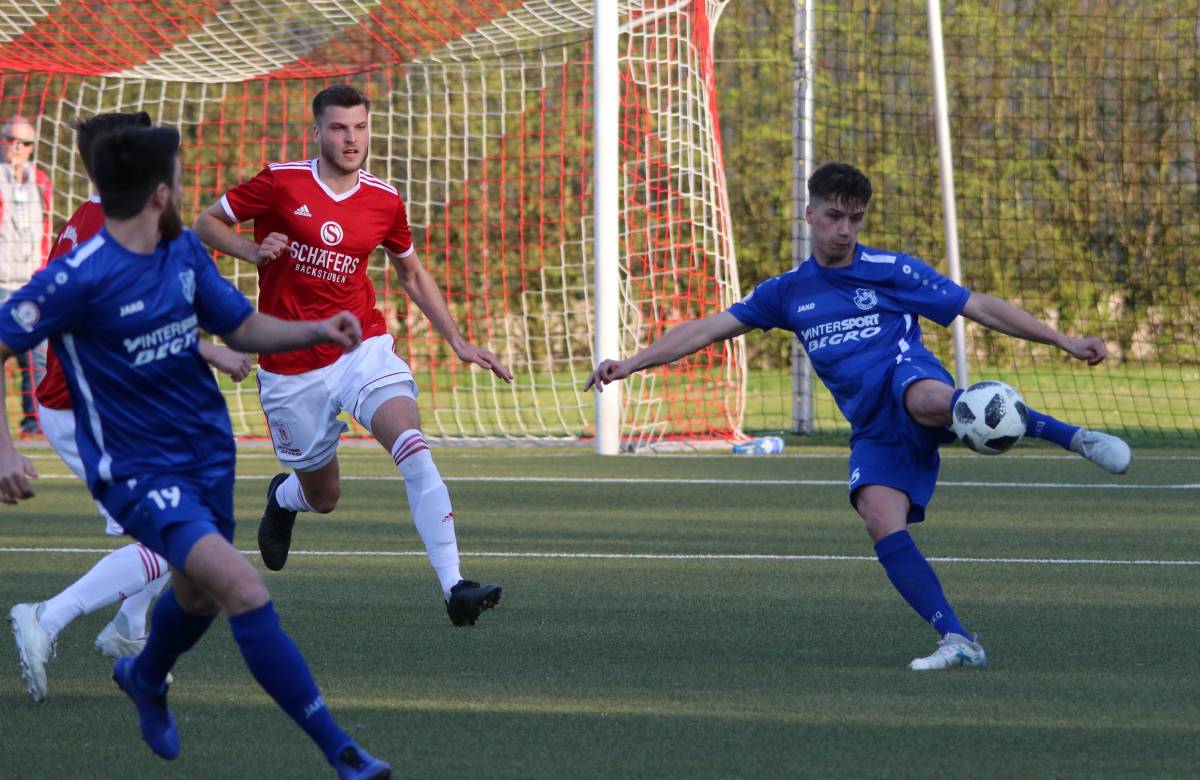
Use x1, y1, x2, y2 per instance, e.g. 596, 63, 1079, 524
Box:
0, 0, 741, 448
777, 0, 1199, 442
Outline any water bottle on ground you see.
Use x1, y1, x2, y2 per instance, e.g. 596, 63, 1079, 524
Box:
732, 436, 785, 455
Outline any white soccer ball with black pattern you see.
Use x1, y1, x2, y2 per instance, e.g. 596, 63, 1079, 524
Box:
951, 380, 1028, 455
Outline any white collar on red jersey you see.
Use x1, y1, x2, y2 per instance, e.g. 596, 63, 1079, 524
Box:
309, 158, 360, 203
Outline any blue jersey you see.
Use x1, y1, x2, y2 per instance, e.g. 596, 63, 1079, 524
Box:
0, 228, 253, 491
727, 243, 970, 435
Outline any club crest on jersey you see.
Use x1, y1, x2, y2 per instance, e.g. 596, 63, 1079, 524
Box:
320, 220, 344, 246
179, 270, 195, 304
853, 287, 877, 311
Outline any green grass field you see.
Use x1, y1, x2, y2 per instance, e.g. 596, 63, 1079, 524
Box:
3, 444, 1199, 778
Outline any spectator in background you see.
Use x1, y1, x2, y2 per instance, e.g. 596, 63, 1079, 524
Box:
0, 116, 52, 434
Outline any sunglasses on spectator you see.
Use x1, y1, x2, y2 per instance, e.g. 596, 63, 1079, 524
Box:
3, 137, 35, 148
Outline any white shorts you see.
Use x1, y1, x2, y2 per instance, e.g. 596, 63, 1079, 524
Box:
38, 403, 124, 535
258, 334, 418, 471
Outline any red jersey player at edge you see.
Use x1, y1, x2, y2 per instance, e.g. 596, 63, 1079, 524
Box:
193, 84, 512, 626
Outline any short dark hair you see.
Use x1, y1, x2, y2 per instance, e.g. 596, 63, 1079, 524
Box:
312, 84, 370, 121
70, 111, 152, 180
92, 126, 180, 219
807, 162, 872, 209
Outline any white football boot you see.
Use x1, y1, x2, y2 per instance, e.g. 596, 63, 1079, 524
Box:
1071, 429, 1132, 474
95, 622, 173, 683
94, 621, 147, 659
910, 632, 988, 671
10, 603, 56, 702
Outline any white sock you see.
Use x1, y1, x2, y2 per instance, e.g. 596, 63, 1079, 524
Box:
112, 570, 170, 640
275, 472, 315, 512
392, 430, 461, 598
38, 543, 165, 639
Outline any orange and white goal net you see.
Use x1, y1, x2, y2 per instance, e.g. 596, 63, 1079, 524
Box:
0, 0, 742, 448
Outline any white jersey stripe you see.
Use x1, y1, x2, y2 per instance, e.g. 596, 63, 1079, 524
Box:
861, 252, 897, 264
360, 178, 399, 196
66, 234, 106, 269
61, 334, 112, 483
895, 313, 913, 363
219, 194, 238, 223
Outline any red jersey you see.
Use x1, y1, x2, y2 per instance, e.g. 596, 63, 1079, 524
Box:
220, 159, 414, 374
36, 196, 106, 409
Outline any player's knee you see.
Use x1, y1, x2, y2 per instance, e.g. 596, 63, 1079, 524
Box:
222, 578, 270, 615
905, 380, 953, 427
853, 488, 907, 540
174, 586, 220, 616
306, 485, 340, 514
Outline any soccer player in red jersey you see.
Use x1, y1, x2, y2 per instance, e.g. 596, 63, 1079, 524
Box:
9, 113, 253, 702
194, 84, 512, 625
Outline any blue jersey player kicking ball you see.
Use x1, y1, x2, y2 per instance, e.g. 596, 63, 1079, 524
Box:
0, 126, 390, 777
585, 162, 1131, 671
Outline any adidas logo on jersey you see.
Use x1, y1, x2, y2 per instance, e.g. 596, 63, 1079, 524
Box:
293, 204, 312, 217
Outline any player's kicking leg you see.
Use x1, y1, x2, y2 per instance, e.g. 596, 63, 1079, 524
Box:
366, 390, 500, 626
939, 383, 1132, 473
914, 379, 1131, 472
10, 542, 169, 702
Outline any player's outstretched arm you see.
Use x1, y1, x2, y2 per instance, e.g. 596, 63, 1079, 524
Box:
386, 248, 514, 383
961, 292, 1106, 365
198, 341, 252, 382
0, 339, 39, 504
584, 311, 752, 392
222, 311, 362, 355
193, 203, 288, 268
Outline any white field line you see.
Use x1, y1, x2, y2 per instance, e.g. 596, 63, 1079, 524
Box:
18, 473, 1199, 489
0, 547, 1196, 566
20, 451, 1200, 462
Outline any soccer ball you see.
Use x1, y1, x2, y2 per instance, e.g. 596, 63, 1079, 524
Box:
951, 380, 1028, 455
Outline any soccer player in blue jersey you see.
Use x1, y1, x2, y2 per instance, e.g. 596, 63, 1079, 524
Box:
585, 161, 1131, 671
0, 126, 390, 778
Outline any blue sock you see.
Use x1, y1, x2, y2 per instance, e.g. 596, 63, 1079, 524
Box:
229, 602, 350, 765
947, 388, 966, 431
133, 588, 214, 688
874, 530, 969, 638
1024, 406, 1080, 451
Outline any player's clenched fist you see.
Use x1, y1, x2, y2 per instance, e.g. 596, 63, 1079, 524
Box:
0, 450, 37, 504
320, 310, 362, 350
1063, 336, 1106, 366
584, 359, 630, 392
255, 232, 289, 266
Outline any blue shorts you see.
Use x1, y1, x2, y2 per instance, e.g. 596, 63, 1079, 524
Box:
847, 356, 956, 524
97, 468, 236, 572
